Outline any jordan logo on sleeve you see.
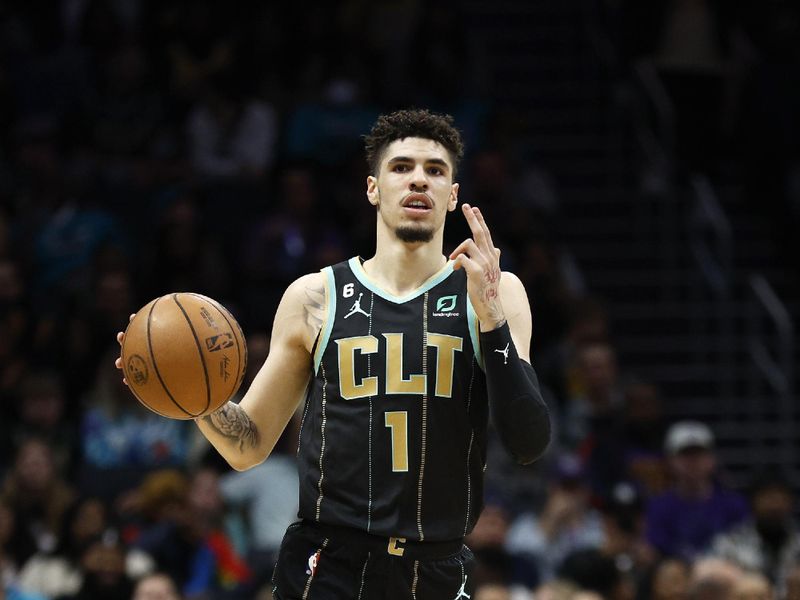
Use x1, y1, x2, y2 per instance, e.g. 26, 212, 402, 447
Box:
494, 343, 509, 365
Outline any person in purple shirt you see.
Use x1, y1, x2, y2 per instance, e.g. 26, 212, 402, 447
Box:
645, 421, 748, 561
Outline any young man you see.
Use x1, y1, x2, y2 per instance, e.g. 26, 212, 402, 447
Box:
117, 109, 550, 599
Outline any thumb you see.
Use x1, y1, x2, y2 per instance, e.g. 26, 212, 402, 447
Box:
452, 253, 478, 274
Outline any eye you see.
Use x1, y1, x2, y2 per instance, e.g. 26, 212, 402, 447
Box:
427, 166, 443, 175
392, 164, 410, 172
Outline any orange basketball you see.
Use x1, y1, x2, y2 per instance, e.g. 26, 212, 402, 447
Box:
121, 293, 247, 419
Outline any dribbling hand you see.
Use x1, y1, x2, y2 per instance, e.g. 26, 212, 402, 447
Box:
449, 204, 505, 331
114, 313, 136, 386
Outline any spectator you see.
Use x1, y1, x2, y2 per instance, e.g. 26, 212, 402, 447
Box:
583, 381, 670, 501
0, 439, 75, 565
473, 582, 512, 600
636, 557, 691, 600
645, 421, 748, 561
239, 165, 322, 322
218, 438, 299, 591
53, 534, 134, 600
785, 561, 800, 600
688, 557, 743, 600
557, 548, 635, 600
537, 296, 610, 415
16, 496, 153, 599
0, 499, 19, 587
7, 371, 76, 477
160, 1, 241, 110
145, 190, 230, 302
506, 455, 605, 583
710, 469, 800, 586
534, 580, 581, 600
732, 572, 772, 600
0, 257, 34, 417
561, 342, 624, 452
186, 70, 277, 181
78, 349, 193, 502
1, 582, 47, 600
616, 382, 670, 497
599, 483, 655, 583
467, 495, 539, 593
82, 41, 167, 186
130, 469, 251, 599
132, 572, 183, 600
31, 195, 125, 305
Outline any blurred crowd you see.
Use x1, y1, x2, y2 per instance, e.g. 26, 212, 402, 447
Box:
1, 1, 799, 599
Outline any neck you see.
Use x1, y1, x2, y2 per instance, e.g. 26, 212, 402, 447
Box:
364, 223, 447, 296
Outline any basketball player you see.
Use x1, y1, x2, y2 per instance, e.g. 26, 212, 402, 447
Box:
117, 109, 550, 599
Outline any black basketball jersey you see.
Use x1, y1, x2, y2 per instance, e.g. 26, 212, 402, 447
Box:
297, 257, 489, 542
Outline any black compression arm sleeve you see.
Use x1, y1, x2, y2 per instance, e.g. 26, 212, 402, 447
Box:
481, 323, 551, 465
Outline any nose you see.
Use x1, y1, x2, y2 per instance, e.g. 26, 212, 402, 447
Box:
409, 165, 428, 191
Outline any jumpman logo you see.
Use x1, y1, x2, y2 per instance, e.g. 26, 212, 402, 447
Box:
344, 293, 370, 319
494, 343, 509, 364
453, 575, 471, 599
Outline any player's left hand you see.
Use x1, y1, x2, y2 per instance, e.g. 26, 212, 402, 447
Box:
449, 203, 506, 331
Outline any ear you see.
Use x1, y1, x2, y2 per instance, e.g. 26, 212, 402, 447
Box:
447, 182, 459, 212
366, 175, 379, 206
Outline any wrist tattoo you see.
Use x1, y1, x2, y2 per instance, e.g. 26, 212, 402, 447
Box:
482, 268, 505, 324
202, 403, 260, 453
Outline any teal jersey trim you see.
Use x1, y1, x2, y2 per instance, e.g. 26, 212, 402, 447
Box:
314, 266, 337, 374
348, 256, 454, 304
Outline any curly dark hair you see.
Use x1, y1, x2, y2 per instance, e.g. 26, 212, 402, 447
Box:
364, 109, 465, 178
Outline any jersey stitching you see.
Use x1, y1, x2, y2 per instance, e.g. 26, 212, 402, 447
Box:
456, 556, 466, 599
298, 391, 312, 457
463, 360, 476, 536
416, 292, 429, 541
367, 292, 375, 533
357, 552, 370, 600
411, 560, 419, 599
315, 364, 328, 520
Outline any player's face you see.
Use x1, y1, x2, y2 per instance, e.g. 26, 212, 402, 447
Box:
366, 137, 459, 244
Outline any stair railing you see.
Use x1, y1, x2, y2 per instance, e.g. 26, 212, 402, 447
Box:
747, 273, 796, 477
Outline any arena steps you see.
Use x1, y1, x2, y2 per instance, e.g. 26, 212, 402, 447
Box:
465, 0, 799, 486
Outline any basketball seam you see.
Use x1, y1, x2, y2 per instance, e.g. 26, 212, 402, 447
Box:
173, 293, 212, 416
147, 296, 194, 417
187, 293, 243, 402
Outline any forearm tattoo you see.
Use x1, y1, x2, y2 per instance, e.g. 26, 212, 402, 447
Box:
202, 403, 260, 453
303, 283, 325, 339
482, 266, 506, 326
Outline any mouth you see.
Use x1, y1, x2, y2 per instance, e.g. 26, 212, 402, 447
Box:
401, 193, 433, 214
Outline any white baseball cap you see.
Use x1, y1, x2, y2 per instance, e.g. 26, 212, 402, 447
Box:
665, 421, 714, 455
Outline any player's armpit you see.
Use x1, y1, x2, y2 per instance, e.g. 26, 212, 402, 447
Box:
197, 273, 322, 471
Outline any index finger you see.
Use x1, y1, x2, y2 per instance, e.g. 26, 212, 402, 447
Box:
461, 203, 488, 246
472, 206, 496, 254
462, 203, 494, 256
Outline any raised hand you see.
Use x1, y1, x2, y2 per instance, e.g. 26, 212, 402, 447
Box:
449, 203, 505, 331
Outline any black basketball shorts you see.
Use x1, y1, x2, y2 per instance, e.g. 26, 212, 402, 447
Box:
272, 521, 476, 600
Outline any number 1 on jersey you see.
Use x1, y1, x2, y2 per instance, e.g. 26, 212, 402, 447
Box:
384, 411, 408, 472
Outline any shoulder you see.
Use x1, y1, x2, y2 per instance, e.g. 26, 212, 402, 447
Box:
282, 272, 326, 302
275, 272, 328, 352
500, 271, 526, 295
499, 271, 531, 316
